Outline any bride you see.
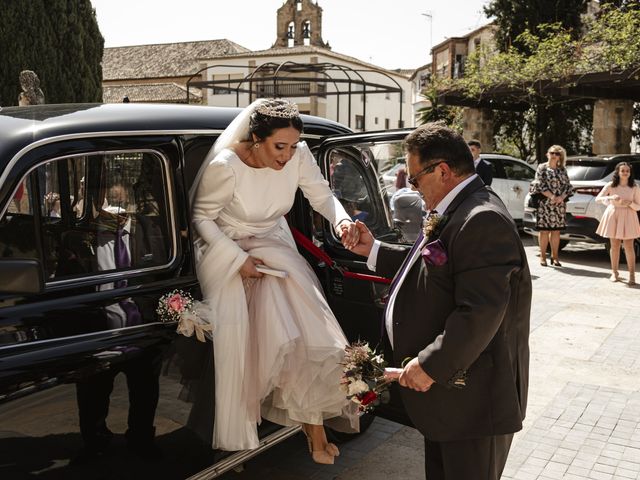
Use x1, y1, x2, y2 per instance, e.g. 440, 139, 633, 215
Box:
190, 98, 359, 464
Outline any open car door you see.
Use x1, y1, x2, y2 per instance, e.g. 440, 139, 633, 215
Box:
290, 129, 419, 427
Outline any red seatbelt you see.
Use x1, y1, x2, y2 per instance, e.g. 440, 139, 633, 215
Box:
290, 226, 392, 285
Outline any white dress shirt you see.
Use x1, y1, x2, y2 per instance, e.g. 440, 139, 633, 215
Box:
368, 174, 477, 347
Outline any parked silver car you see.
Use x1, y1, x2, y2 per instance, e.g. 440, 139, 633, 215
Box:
523, 154, 640, 253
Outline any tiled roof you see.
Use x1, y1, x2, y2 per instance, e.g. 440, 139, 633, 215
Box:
102, 83, 202, 104
103, 39, 251, 80
199, 45, 414, 78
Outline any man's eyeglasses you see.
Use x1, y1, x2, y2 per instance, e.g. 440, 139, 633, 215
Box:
548, 151, 561, 156
407, 161, 446, 187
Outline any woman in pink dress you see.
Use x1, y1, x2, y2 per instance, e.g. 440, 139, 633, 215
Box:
595, 162, 640, 285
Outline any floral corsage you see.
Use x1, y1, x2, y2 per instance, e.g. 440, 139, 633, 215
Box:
422, 213, 447, 241
341, 342, 399, 413
157, 290, 212, 342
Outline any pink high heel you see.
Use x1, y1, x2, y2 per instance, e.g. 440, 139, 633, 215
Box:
302, 425, 334, 465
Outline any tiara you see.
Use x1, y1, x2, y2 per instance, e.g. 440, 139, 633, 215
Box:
255, 100, 299, 119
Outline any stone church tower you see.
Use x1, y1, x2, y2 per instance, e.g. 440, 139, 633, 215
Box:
273, 0, 329, 49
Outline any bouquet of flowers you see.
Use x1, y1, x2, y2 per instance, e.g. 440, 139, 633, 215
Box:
156, 290, 212, 342
341, 342, 401, 413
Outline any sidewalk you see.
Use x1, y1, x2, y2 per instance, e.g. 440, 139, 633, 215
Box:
337, 238, 640, 480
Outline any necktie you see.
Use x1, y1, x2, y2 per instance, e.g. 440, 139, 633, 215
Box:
381, 210, 435, 339
113, 225, 141, 326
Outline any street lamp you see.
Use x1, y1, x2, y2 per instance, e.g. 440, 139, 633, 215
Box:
421, 11, 433, 60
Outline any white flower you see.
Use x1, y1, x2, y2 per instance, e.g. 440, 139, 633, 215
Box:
348, 379, 369, 396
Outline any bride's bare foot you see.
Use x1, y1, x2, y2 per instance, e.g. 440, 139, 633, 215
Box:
302, 424, 335, 464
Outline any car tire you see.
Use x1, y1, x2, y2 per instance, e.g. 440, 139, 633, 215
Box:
326, 411, 375, 443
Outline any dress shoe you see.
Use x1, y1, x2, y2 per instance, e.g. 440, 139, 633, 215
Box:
302, 425, 334, 465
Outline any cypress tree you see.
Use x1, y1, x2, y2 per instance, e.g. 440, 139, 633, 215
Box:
0, 0, 104, 106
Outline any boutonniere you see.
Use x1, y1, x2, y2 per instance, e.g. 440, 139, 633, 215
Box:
422, 214, 447, 241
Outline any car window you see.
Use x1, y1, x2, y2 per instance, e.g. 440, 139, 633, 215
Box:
566, 163, 609, 181
330, 150, 374, 226
5, 151, 175, 283
0, 179, 38, 263
503, 159, 535, 181
481, 157, 503, 179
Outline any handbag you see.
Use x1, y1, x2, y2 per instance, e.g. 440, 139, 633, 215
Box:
527, 193, 543, 209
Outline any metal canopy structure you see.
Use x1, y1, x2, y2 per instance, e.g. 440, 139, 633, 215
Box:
186, 61, 405, 129
438, 67, 640, 111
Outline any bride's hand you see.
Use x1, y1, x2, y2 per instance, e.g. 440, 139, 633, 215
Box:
239, 256, 264, 279
338, 220, 360, 249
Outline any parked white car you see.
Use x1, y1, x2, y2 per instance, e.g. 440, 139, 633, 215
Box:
480, 153, 536, 225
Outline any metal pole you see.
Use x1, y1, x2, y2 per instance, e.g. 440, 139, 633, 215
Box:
422, 12, 433, 59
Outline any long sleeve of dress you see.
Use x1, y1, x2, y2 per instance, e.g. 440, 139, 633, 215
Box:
595, 182, 614, 206
559, 167, 574, 197
192, 159, 249, 272
631, 186, 640, 211
297, 143, 351, 232
529, 165, 546, 195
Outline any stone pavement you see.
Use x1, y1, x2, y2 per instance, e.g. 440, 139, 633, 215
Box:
226, 237, 640, 480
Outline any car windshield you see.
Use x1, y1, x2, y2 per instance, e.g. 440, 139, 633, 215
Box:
566, 162, 610, 181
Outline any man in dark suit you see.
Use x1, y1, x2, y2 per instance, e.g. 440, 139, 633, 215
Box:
350, 123, 531, 480
468, 139, 493, 186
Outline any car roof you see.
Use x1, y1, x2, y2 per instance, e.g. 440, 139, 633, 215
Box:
480, 153, 531, 165
0, 103, 350, 173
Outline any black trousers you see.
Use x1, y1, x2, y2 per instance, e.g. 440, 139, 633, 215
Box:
424, 433, 513, 480
76, 353, 161, 448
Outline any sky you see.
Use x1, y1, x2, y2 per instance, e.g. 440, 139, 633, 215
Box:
90, 0, 491, 70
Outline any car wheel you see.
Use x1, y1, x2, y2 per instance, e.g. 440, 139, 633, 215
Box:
326, 411, 375, 443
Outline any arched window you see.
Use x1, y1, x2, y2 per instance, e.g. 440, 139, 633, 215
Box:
287, 21, 295, 47
302, 20, 311, 46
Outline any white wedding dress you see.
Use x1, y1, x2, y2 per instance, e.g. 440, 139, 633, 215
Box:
191, 142, 358, 451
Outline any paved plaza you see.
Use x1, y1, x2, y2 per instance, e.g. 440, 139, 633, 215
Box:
225, 236, 640, 480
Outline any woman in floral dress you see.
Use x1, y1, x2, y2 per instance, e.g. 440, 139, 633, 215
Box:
530, 145, 574, 266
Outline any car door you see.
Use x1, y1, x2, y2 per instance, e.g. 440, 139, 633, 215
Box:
290, 130, 415, 427
0, 135, 222, 478
501, 158, 535, 222
480, 155, 508, 204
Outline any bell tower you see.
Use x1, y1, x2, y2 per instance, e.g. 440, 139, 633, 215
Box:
274, 0, 329, 49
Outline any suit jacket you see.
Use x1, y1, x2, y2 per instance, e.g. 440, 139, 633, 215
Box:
376, 176, 531, 442
476, 159, 493, 186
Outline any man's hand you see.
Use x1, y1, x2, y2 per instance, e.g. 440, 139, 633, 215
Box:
239, 256, 264, 279
347, 220, 374, 257
398, 357, 435, 392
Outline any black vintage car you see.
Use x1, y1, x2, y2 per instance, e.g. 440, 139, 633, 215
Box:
0, 103, 415, 479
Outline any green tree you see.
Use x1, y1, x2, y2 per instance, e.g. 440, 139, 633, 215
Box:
484, 0, 588, 53
417, 82, 464, 131
482, 0, 592, 161
0, 0, 104, 106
